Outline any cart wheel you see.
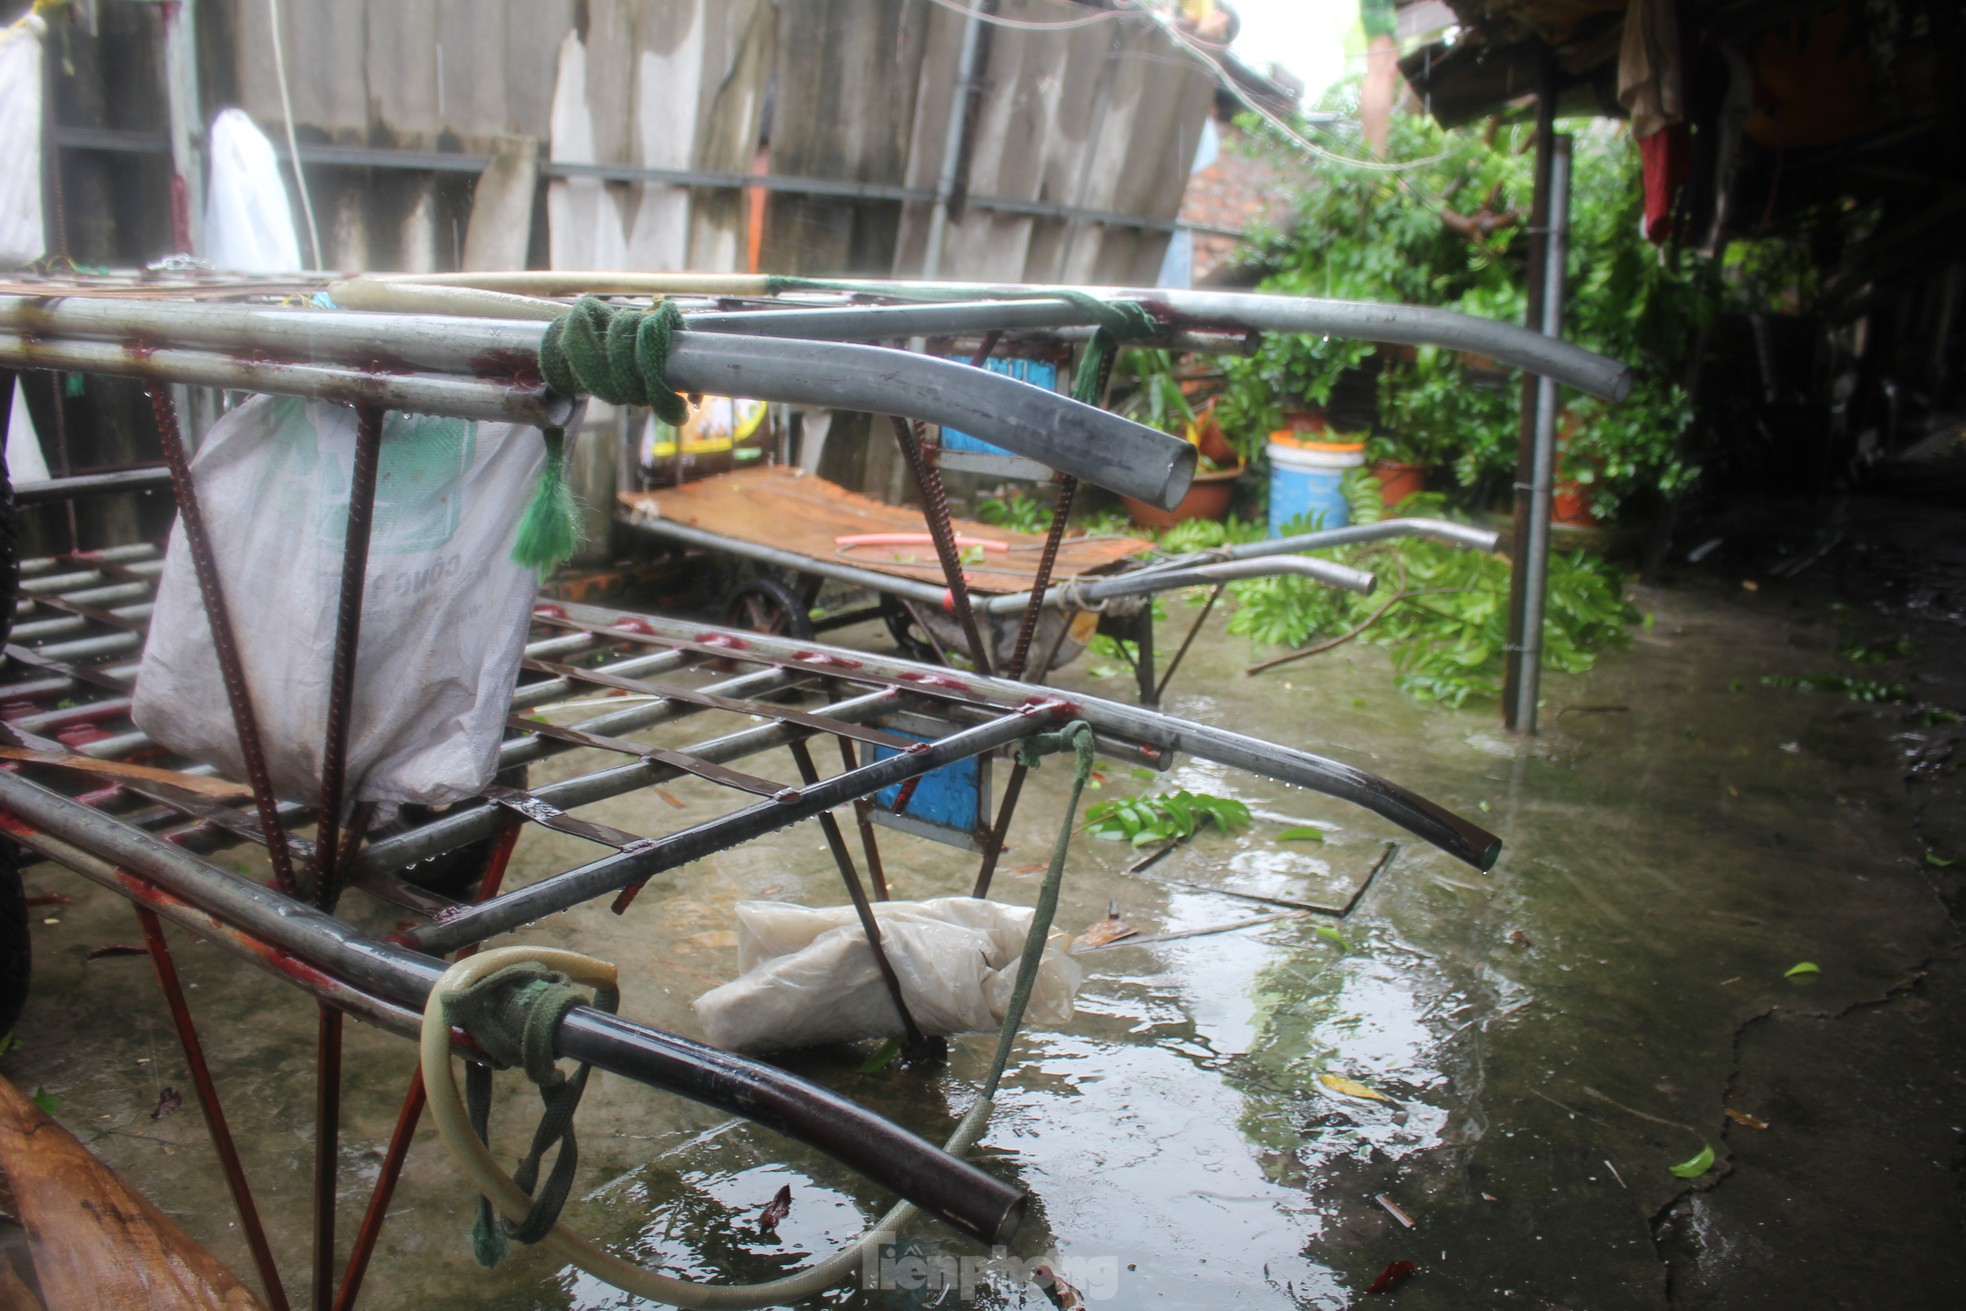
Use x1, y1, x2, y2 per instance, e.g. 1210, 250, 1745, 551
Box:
0, 841, 29, 1037
724, 576, 815, 641
879, 593, 943, 665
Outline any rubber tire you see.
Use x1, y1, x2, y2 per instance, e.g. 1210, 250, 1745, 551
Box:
879, 593, 944, 665
723, 575, 815, 641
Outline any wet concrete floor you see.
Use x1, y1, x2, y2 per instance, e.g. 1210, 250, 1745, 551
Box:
6, 496, 1963, 1309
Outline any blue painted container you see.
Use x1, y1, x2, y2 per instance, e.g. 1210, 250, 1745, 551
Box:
1266, 438, 1365, 537
940, 357, 1059, 455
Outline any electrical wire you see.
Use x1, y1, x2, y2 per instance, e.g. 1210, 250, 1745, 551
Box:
919, 0, 1144, 32
1146, 7, 1466, 175
266, 0, 324, 269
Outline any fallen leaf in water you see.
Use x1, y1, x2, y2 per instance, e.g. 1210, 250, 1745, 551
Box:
1319, 1073, 1393, 1104
1724, 1108, 1769, 1130
1784, 961, 1820, 978
152, 1087, 182, 1120
757, 1184, 792, 1235
1668, 1144, 1715, 1178
1365, 1259, 1416, 1294
1010, 863, 1048, 876
85, 944, 146, 961
1073, 914, 1136, 951
1509, 929, 1531, 949
24, 893, 73, 909
1032, 1264, 1084, 1309
1276, 825, 1325, 842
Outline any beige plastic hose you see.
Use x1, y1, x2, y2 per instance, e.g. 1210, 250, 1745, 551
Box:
419, 945, 995, 1309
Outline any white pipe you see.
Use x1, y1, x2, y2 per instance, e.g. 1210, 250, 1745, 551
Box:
921, 0, 987, 280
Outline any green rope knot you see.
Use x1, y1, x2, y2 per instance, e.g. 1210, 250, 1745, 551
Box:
1015, 719, 1095, 781
537, 295, 690, 426
519, 296, 693, 576
443, 962, 619, 1267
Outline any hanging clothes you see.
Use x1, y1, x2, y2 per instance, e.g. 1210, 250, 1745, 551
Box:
1618, 0, 1687, 140
1638, 123, 1692, 244
202, 108, 303, 273
1621, 0, 1692, 245
0, 11, 46, 267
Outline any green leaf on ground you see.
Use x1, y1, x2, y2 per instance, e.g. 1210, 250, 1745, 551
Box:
1784, 961, 1820, 978
1315, 926, 1351, 952
1277, 826, 1326, 842
31, 1086, 59, 1115
1668, 1145, 1715, 1178
858, 1038, 902, 1074
1925, 851, 1955, 869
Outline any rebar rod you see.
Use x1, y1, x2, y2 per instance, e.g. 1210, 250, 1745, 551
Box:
787, 739, 928, 1052
0, 777, 1028, 1246
136, 906, 292, 1311
313, 1005, 344, 1311
145, 384, 302, 898
6, 333, 570, 427
313, 404, 383, 907
0, 305, 1196, 508
402, 703, 1064, 958
551, 600, 1502, 870
889, 416, 995, 675
342, 273, 1631, 399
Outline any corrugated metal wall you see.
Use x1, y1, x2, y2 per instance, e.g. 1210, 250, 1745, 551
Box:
220, 0, 1211, 282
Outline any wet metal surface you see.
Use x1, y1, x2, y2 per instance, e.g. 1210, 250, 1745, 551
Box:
7, 516, 1963, 1308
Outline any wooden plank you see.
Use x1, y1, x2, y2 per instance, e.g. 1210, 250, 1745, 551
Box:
0, 1078, 264, 1310
619, 465, 1149, 592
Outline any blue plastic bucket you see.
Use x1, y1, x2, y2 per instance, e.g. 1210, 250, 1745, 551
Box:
1267, 439, 1364, 536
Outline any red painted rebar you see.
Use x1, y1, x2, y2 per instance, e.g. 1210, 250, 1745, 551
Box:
331, 823, 522, 1311
837, 737, 891, 901
313, 1004, 344, 1311
136, 905, 293, 1311
787, 739, 925, 1051
145, 383, 303, 899
888, 415, 994, 676
314, 404, 385, 909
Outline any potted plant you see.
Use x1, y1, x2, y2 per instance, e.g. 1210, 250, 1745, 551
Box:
1114, 348, 1246, 528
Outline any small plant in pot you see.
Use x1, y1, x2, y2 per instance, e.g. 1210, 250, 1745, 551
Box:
1114, 348, 1245, 529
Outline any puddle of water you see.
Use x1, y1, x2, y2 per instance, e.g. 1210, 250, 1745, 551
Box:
8, 577, 1953, 1309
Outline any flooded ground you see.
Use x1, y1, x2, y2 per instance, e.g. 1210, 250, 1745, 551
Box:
8, 497, 1963, 1308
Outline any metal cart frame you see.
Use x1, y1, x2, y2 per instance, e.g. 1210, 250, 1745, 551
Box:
0, 273, 1615, 1307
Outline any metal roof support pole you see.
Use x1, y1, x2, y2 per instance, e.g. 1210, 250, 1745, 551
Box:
159, 0, 203, 256
1503, 133, 1573, 735
1503, 52, 1560, 733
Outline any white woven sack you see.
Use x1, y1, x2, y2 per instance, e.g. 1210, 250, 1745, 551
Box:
134, 395, 545, 810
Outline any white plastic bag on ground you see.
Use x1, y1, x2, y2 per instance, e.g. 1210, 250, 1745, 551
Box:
693, 897, 1083, 1052
203, 107, 302, 272
0, 14, 46, 267
134, 395, 546, 810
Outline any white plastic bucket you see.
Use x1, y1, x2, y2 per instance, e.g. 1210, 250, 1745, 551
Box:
1267, 439, 1365, 536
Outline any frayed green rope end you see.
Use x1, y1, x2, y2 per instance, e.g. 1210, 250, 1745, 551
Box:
470, 1206, 510, 1269
511, 426, 582, 576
